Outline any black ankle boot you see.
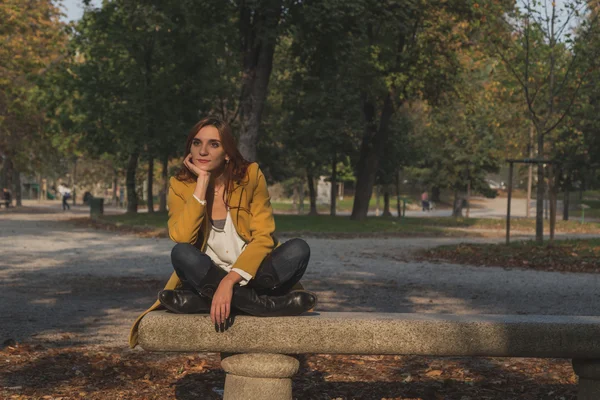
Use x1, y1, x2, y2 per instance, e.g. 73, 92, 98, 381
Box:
158, 289, 210, 314
197, 264, 228, 298
192, 264, 317, 317
231, 287, 317, 317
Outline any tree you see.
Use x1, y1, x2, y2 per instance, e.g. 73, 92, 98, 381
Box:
57, 0, 235, 213
235, 0, 287, 161
482, 0, 600, 241
347, 0, 493, 220
260, 16, 362, 214
0, 0, 66, 205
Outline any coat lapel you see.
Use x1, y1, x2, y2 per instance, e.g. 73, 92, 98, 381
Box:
228, 179, 243, 234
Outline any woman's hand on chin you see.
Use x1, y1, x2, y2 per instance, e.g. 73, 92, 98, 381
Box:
184, 154, 211, 179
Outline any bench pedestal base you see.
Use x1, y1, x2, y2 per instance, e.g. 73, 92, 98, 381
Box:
573, 359, 600, 400
221, 353, 299, 400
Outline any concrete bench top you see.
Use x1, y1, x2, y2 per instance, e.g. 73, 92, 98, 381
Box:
138, 311, 600, 359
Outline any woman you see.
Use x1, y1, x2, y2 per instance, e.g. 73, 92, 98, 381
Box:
129, 117, 316, 348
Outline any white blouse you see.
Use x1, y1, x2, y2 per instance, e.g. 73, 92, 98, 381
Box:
203, 210, 253, 286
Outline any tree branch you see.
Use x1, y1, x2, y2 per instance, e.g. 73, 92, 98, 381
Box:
543, 69, 587, 135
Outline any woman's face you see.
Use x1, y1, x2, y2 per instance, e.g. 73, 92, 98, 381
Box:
189, 125, 229, 172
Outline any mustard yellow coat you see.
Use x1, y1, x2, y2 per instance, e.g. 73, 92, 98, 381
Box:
128, 162, 278, 348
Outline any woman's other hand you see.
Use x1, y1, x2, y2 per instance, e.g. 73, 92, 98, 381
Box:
211, 279, 234, 328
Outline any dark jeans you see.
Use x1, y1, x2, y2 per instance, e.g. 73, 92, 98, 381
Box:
170, 238, 310, 297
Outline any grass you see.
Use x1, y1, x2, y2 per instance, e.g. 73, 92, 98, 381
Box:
272, 215, 454, 236
582, 199, 600, 208
95, 211, 600, 237
96, 212, 457, 237
271, 196, 422, 213
426, 216, 600, 233
418, 238, 600, 273
572, 209, 600, 219
568, 199, 600, 219
99, 211, 169, 229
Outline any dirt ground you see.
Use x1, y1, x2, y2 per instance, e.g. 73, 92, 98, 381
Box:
1, 207, 596, 399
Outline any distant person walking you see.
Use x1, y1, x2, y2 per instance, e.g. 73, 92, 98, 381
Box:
2, 188, 11, 208
62, 191, 71, 211
421, 191, 429, 212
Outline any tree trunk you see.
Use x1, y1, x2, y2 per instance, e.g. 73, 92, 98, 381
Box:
535, 136, 544, 243
71, 159, 77, 206
147, 157, 154, 213
41, 177, 47, 201
297, 181, 304, 215
526, 125, 534, 218
2, 156, 13, 204
159, 154, 168, 212
526, 164, 533, 218
544, 186, 549, 220
452, 190, 463, 218
13, 168, 22, 207
292, 185, 298, 209
112, 168, 118, 206
549, 165, 557, 240
330, 153, 337, 216
382, 185, 392, 217
1, 156, 8, 190
306, 171, 318, 216
563, 172, 570, 221
126, 151, 140, 214
375, 185, 380, 216
396, 170, 402, 218
237, 0, 283, 161
351, 92, 395, 220
466, 180, 471, 218
431, 186, 441, 202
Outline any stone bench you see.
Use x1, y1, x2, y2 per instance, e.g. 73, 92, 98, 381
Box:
138, 311, 600, 400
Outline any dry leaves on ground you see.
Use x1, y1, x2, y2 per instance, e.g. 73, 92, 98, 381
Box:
67, 218, 169, 239
417, 240, 600, 273
1, 342, 577, 399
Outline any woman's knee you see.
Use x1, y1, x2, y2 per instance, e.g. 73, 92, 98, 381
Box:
171, 243, 211, 271
283, 238, 310, 261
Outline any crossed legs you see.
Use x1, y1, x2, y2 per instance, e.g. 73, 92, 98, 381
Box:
161, 239, 315, 318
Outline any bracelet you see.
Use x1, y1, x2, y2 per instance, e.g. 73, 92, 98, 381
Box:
192, 194, 207, 205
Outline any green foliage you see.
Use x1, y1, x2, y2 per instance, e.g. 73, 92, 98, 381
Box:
49, 0, 239, 165
0, 0, 67, 176
28, 0, 600, 212
404, 51, 508, 196
480, 0, 600, 172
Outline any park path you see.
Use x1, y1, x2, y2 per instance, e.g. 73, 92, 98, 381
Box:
1, 207, 600, 349
9, 196, 540, 218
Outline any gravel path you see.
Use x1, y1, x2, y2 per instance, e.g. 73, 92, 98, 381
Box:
2, 209, 600, 349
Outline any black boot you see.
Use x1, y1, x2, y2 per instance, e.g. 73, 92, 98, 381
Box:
194, 264, 317, 317
231, 287, 317, 317
158, 289, 211, 314
196, 264, 228, 298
